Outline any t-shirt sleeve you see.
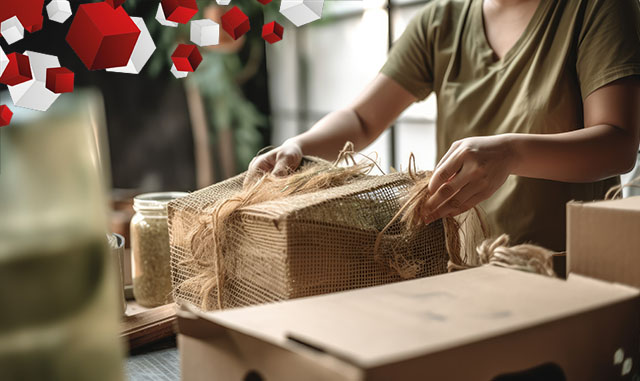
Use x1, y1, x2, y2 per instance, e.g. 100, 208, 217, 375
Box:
576, 0, 640, 99
380, 4, 436, 101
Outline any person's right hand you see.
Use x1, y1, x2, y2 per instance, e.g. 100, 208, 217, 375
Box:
245, 141, 303, 185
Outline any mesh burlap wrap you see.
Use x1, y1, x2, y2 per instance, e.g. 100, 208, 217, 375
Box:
169, 172, 468, 311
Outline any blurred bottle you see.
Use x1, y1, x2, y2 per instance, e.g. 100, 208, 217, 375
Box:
0, 90, 124, 380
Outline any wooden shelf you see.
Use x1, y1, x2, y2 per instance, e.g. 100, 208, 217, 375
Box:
121, 302, 177, 351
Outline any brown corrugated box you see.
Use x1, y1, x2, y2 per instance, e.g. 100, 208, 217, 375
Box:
177, 266, 640, 380
567, 196, 640, 289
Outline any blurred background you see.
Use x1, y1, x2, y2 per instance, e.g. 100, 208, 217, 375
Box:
0, 0, 444, 247
0, 0, 638, 243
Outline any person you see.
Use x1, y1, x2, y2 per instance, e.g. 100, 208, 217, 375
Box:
248, 0, 640, 251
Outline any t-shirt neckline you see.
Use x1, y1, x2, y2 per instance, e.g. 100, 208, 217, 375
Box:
474, 0, 550, 69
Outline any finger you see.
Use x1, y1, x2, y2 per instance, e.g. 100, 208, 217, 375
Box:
272, 152, 300, 177
423, 181, 480, 224
434, 140, 461, 171
428, 148, 464, 195
422, 163, 474, 214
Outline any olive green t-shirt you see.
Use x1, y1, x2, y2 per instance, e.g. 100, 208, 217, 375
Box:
381, 0, 640, 251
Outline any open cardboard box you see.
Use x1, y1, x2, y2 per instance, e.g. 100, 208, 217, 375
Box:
176, 196, 640, 380
177, 265, 639, 380
568, 196, 640, 290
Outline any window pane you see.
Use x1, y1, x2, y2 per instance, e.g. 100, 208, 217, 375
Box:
362, 129, 392, 173
302, 8, 389, 113
394, 121, 437, 171
266, 28, 300, 114
271, 114, 299, 145
324, 0, 386, 17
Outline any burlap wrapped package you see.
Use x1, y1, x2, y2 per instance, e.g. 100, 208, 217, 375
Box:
168, 157, 485, 311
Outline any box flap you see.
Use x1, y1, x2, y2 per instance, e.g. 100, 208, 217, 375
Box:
187, 266, 639, 369
570, 196, 640, 212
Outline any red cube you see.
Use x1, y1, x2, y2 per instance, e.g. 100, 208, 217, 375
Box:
257, 0, 272, 4
27, 14, 43, 33
161, 0, 198, 24
262, 21, 283, 44
66, 2, 140, 70
0, 0, 45, 34
0, 53, 32, 86
46, 67, 75, 94
0, 105, 13, 127
105, 0, 126, 9
171, 44, 203, 72
221, 6, 250, 40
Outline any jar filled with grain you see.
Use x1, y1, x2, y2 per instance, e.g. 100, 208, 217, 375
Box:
131, 192, 187, 307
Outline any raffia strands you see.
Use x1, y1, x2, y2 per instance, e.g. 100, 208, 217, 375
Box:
199, 143, 379, 309
605, 175, 640, 200
374, 153, 488, 272
447, 234, 556, 276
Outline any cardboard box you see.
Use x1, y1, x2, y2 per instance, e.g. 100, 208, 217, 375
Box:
177, 266, 640, 380
567, 196, 640, 289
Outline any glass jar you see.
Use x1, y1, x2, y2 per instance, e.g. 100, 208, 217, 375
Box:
131, 192, 187, 307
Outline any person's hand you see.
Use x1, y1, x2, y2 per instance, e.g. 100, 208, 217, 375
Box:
245, 141, 303, 185
422, 135, 518, 224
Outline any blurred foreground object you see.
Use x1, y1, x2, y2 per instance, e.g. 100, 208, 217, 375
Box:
0, 90, 124, 380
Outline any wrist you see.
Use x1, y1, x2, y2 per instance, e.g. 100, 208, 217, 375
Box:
282, 137, 305, 155
503, 133, 524, 175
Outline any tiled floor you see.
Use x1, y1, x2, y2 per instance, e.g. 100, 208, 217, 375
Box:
126, 347, 180, 381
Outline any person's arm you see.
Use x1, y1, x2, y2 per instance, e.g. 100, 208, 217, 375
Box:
247, 73, 416, 178
422, 76, 640, 224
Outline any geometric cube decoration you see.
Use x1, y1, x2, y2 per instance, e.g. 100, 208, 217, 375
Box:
105, 0, 126, 9
0, 105, 13, 127
171, 44, 202, 72
261, 21, 283, 44
28, 16, 44, 33
161, 0, 198, 24
0, 53, 32, 86
0, 0, 45, 33
170, 63, 188, 79
1, 16, 25, 44
8, 51, 61, 112
190, 19, 219, 47
155, 3, 178, 27
221, 6, 250, 40
46, 0, 72, 24
45, 67, 74, 93
216, 0, 231, 5
107, 17, 156, 74
0, 46, 9, 77
66, 2, 140, 70
279, 0, 323, 27
257, 0, 272, 5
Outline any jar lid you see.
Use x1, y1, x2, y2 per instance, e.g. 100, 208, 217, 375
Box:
133, 192, 188, 212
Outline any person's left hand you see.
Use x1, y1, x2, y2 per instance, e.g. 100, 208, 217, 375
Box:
422, 134, 518, 224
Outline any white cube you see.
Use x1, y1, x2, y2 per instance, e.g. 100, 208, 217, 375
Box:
46, 0, 73, 24
155, 3, 178, 27
190, 19, 220, 47
279, 0, 324, 27
0, 47, 9, 78
1, 16, 25, 45
8, 51, 61, 112
107, 17, 156, 74
216, 0, 232, 5
170, 64, 188, 79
